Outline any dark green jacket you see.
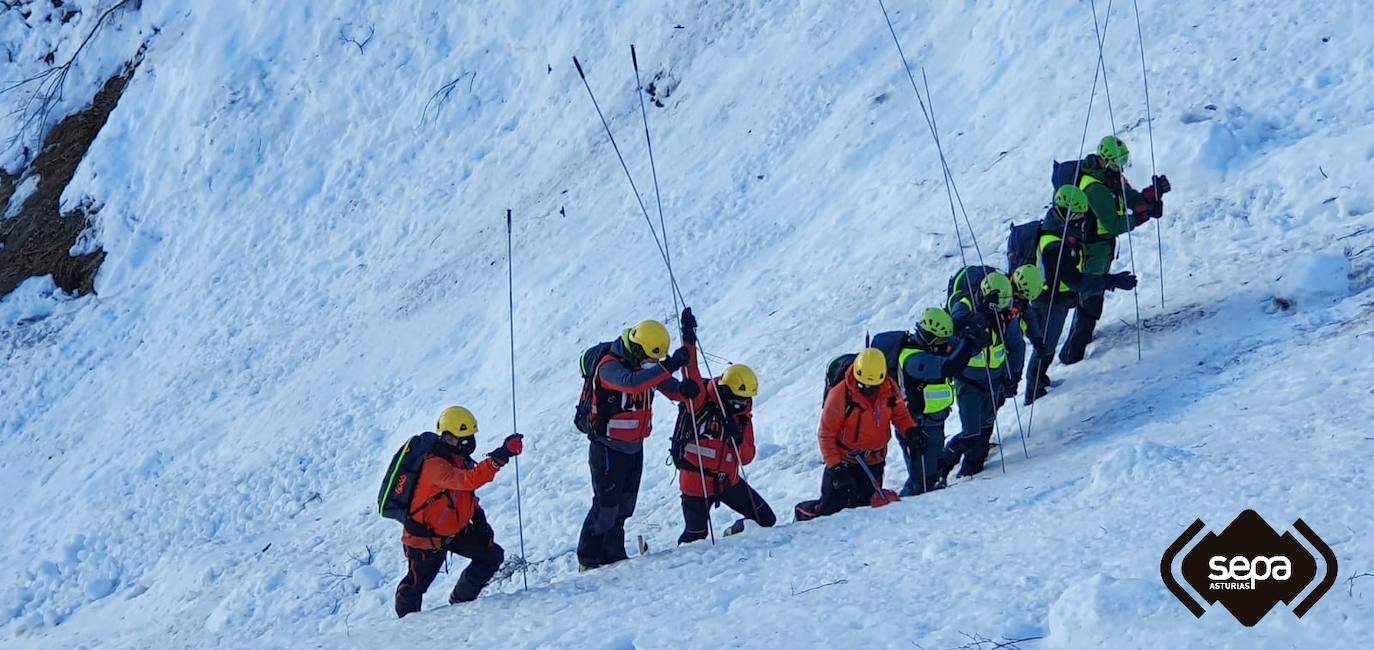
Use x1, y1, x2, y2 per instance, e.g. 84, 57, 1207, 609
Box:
1079, 154, 1147, 240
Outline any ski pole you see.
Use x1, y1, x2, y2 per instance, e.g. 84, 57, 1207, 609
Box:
1130, 0, 1165, 309
573, 54, 716, 543
917, 432, 928, 494
571, 56, 685, 308
1025, 0, 1116, 442
626, 46, 718, 543
919, 68, 1025, 465
875, 0, 1012, 474
1088, 0, 1144, 362
504, 209, 528, 591
851, 451, 898, 507
631, 44, 676, 306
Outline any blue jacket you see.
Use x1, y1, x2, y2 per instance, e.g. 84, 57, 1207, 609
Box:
871, 330, 975, 413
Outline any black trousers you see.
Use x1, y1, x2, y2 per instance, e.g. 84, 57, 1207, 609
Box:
678, 479, 777, 544
394, 508, 505, 618
897, 412, 948, 495
577, 441, 643, 568
793, 461, 884, 521
1027, 294, 1074, 391
943, 380, 1002, 478
1061, 291, 1103, 365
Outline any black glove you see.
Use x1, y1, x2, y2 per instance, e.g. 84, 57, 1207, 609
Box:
677, 378, 701, 399
963, 325, 993, 350
1105, 271, 1138, 291
904, 427, 928, 449
723, 417, 746, 446
679, 307, 698, 345
487, 434, 524, 467
661, 346, 691, 372
1152, 174, 1171, 195
1002, 377, 1020, 398
1146, 199, 1164, 220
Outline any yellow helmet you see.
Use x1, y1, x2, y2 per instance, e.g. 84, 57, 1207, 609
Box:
719, 364, 759, 398
625, 319, 671, 360
852, 348, 887, 387
437, 406, 478, 438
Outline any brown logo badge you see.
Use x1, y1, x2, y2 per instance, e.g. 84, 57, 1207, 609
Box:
1161, 509, 1337, 626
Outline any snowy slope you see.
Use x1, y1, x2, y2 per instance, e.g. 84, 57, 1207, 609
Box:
2, 0, 1373, 648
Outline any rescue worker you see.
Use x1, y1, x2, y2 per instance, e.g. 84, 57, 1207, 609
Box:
794, 348, 919, 521
672, 338, 776, 543
394, 407, 523, 617
1060, 135, 1170, 364
870, 308, 976, 496
1024, 185, 1137, 404
940, 267, 1022, 480
577, 314, 700, 570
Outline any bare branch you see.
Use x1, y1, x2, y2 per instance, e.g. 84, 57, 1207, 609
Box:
419, 71, 477, 126
1348, 571, 1374, 597
789, 578, 848, 596
338, 24, 374, 54
1, 0, 134, 152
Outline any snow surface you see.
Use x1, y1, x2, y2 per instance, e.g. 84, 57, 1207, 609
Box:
2, 0, 1373, 648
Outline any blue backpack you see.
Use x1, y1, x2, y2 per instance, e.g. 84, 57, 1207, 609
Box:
1051, 159, 1081, 192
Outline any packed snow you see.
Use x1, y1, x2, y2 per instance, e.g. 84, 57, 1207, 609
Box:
2, 0, 1372, 648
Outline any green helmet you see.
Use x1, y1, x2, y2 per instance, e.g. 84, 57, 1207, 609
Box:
1097, 135, 1130, 170
979, 272, 1013, 311
917, 307, 955, 340
1011, 265, 1045, 301
1054, 185, 1090, 217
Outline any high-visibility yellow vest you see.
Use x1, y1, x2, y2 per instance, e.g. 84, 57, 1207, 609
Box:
1080, 175, 1126, 236
897, 347, 956, 414
954, 297, 1006, 370
1037, 233, 1083, 294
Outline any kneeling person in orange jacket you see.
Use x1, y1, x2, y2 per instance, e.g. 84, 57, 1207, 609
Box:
672, 310, 776, 543
794, 348, 918, 522
394, 406, 523, 618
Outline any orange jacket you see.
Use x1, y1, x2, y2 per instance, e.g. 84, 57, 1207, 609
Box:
818, 373, 917, 467
402, 451, 501, 550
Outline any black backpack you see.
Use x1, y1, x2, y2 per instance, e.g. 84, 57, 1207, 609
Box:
573, 341, 614, 435
946, 265, 997, 305
868, 330, 908, 383
377, 432, 443, 536
1051, 159, 1081, 192
1007, 220, 1043, 271
822, 353, 858, 407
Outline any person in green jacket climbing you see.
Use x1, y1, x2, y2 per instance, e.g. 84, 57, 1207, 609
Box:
1059, 135, 1170, 365
1024, 185, 1138, 403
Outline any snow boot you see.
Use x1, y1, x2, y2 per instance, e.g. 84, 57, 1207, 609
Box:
1024, 382, 1049, 405
449, 579, 482, 605
1024, 370, 1052, 405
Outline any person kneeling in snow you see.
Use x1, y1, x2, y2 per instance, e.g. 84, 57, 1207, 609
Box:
394, 407, 522, 618
794, 348, 917, 522
672, 310, 776, 542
